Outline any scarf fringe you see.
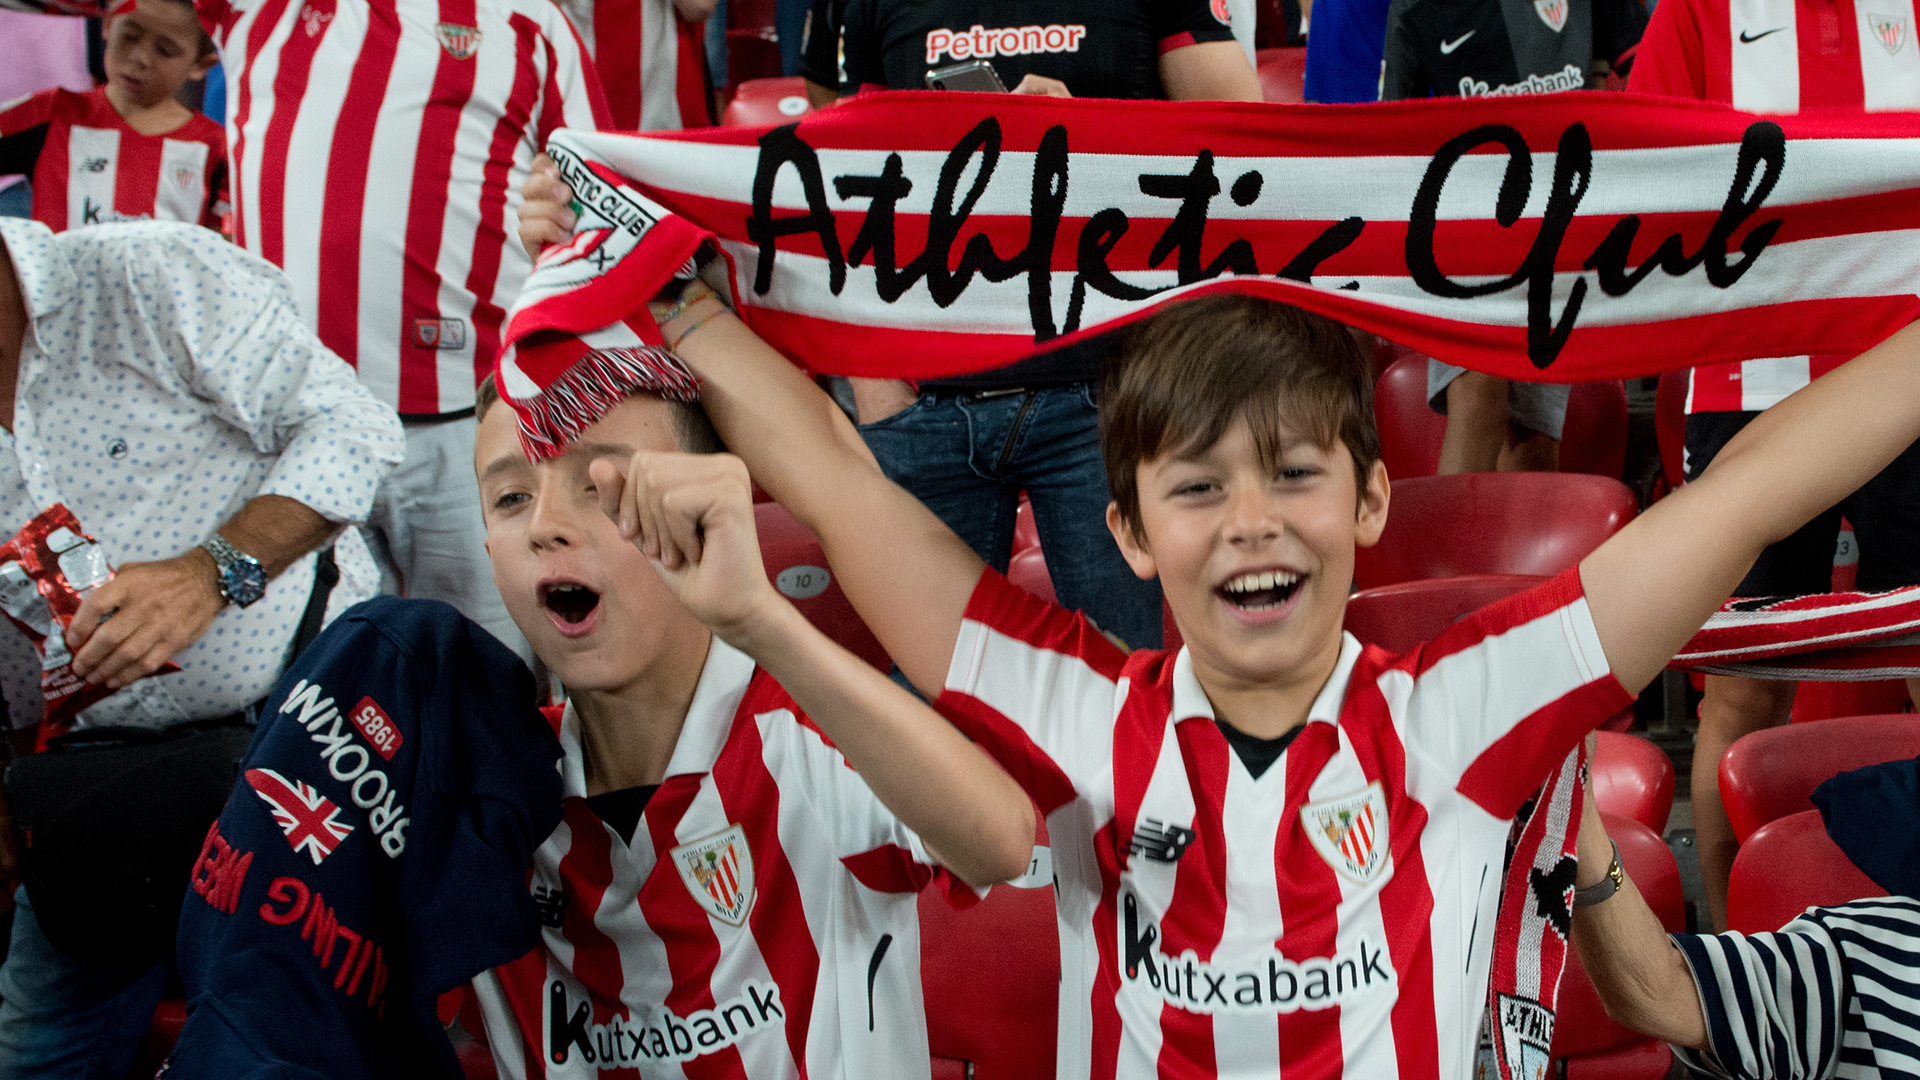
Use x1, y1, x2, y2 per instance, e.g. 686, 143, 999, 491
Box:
511, 347, 700, 462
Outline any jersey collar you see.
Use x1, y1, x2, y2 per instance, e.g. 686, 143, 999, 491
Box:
1168, 631, 1365, 729
555, 635, 759, 798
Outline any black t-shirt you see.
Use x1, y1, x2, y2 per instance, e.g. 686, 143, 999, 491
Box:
585, 784, 659, 845
1381, 0, 1631, 98
1216, 720, 1305, 780
838, 0, 1236, 99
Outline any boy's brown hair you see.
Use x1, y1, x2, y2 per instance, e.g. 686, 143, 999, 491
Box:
476, 373, 723, 455
1100, 295, 1381, 538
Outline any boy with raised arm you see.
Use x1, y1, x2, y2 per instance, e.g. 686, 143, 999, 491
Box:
463, 366, 1034, 1078
520, 169, 1920, 1080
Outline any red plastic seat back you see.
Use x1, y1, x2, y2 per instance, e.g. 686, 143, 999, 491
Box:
1343, 574, 1546, 654
1591, 732, 1676, 835
754, 504, 891, 671
1255, 47, 1307, 103
1354, 473, 1638, 589
1560, 380, 1629, 481
1655, 371, 1687, 492
1552, 813, 1683, 1057
722, 77, 814, 127
921, 883, 1059, 1080
1718, 713, 1920, 843
1727, 809, 1886, 933
1791, 679, 1912, 723
1007, 546, 1055, 605
1374, 355, 1446, 480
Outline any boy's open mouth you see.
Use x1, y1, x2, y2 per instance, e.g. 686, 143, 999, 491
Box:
542, 582, 601, 626
1218, 569, 1302, 611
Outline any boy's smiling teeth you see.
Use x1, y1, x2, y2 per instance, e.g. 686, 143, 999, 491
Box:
1219, 569, 1303, 611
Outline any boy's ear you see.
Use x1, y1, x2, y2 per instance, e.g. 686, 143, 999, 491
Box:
190, 49, 217, 80
1353, 459, 1390, 549
1105, 501, 1160, 582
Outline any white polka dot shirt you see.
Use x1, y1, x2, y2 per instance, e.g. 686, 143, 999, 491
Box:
0, 217, 405, 730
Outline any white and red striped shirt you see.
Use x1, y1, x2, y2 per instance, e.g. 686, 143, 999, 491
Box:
555, 0, 710, 131
470, 638, 945, 1079
200, 0, 610, 414
1630, 0, 1920, 413
938, 568, 1632, 1080
0, 87, 228, 232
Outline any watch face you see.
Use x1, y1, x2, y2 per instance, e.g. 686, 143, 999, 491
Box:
224, 559, 268, 607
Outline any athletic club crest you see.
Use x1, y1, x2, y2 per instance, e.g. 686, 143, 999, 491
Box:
435, 21, 482, 59
672, 824, 756, 926
1301, 783, 1390, 883
1534, 0, 1569, 31
298, 2, 331, 37
1867, 13, 1908, 53
173, 166, 196, 192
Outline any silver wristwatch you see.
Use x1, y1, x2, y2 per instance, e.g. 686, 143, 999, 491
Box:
201, 533, 267, 608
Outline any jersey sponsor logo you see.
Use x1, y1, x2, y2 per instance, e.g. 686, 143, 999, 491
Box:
1119, 889, 1394, 1013
672, 824, 756, 925
924, 23, 1088, 64
1534, 0, 1569, 31
1301, 782, 1389, 882
247, 767, 356, 865
1210, 0, 1232, 25
1127, 818, 1197, 864
78, 197, 148, 226
298, 2, 332, 37
546, 978, 785, 1066
349, 696, 403, 760
435, 21, 482, 59
1440, 30, 1476, 53
1737, 25, 1787, 42
1456, 63, 1585, 95
279, 679, 411, 857
411, 316, 467, 350
1868, 13, 1909, 54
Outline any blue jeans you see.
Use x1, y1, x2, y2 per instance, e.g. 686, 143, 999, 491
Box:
0, 886, 169, 1080
858, 384, 1164, 649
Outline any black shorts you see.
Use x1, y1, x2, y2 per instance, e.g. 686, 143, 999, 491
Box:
1686, 411, 1920, 596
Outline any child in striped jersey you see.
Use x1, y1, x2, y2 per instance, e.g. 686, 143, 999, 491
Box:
464, 375, 1035, 1079
556, 238, 1920, 1080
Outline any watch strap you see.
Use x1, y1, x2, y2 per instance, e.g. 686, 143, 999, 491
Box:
1574, 839, 1625, 907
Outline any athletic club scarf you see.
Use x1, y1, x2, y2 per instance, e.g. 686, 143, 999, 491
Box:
1674, 588, 1920, 679
500, 90, 1920, 436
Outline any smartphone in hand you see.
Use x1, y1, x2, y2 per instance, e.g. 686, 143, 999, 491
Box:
925, 60, 1008, 92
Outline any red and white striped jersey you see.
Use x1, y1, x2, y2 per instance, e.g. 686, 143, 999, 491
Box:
199, 0, 610, 415
0, 87, 228, 232
938, 568, 1632, 1080
1629, 0, 1920, 414
555, 0, 711, 131
470, 638, 945, 1079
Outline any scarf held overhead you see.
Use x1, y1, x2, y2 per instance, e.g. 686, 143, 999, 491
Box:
503, 91, 1920, 391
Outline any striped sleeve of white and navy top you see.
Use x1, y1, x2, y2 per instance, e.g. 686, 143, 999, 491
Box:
1671, 896, 1920, 1080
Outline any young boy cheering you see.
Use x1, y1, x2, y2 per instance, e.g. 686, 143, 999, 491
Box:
464, 370, 1035, 1079
517, 178, 1920, 1079
0, 0, 225, 231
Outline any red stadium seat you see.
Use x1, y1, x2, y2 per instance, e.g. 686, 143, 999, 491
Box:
1343, 574, 1545, 653
1014, 494, 1039, 556
721, 76, 814, 127
921, 881, 1059, 1080
1591, 732, 1676, 835
1255, 47, 1307, 103
1726, 809, 1886, 933
1372, 356, 1629, 481
1718, 713, 1920, 843
1007, 545, 1055, 605
129, 999, 188, 1078
1551, 812, 1682, 1069
755, 503, 891, 671
1353, 472, 1638, 589
1790, 678, 1912, 722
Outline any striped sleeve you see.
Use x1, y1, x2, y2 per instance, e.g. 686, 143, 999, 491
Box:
1397, 568, 1635, 818
1669, 919, 1846, 1080
937, 567, 1131, 817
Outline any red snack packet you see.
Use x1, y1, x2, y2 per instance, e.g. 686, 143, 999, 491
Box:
0, 504, 180, 747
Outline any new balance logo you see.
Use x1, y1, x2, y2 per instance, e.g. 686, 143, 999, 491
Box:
532, 884, 566, 929
1129, 818, 1197, 863
79, 157, 108, 173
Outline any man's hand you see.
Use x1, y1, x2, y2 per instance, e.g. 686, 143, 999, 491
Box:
1010, 74, 1071, 97
519, 154, 579, 261
589, 451, 783, 641
66, 550, 225, 690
